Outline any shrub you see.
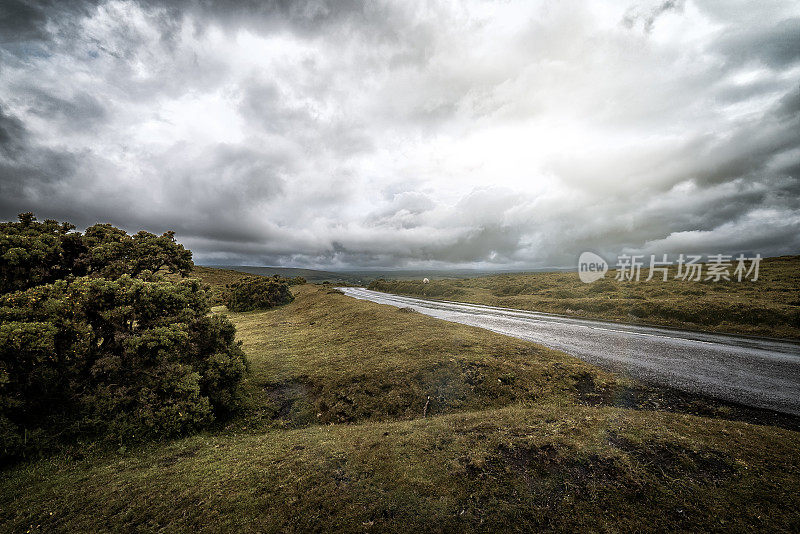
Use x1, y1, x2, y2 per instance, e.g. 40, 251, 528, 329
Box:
0, 213, 192, 294
225, 277, 294, 312
0, 214, 246, 462
0, 276, 247, 461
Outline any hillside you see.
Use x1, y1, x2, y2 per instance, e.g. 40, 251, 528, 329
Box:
202, 265, 361, 284
199, 265, 557, 285
369, 255, 800, 340
3, 284, 799, 532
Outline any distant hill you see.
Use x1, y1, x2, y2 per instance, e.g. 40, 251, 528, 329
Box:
202, 265, 363, 284
200, 265, 570, 285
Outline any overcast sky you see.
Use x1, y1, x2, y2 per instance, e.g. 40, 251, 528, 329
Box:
1, 0, 798, 269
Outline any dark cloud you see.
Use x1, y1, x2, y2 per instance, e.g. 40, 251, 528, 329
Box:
716, 18, 800, 68
622, 0, 685, 33
776, 84, 800, 117
25, 89, 107, 131
0, 0, 101, 44
0, 107, 27, 157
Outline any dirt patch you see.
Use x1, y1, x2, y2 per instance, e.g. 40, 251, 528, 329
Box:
607, 432, 737, 485
458, 441, 637, 512
157, 444, 203, 468
263, 380, 316, 426
461, 442, 626, 486
572, 371, 800, 431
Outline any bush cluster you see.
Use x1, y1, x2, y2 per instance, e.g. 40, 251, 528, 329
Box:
224, 276, 295, 312
0, 213, 192, 294
0, 214, 247, 462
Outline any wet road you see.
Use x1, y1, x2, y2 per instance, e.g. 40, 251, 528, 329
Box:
340, 287, 800, 415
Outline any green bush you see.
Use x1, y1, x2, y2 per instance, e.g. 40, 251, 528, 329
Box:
225, 277, 294, 312
0, 214, 247, 462
0, 213, 192, 294
0, 276, 247, 460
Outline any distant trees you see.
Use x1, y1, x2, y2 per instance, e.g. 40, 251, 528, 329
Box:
225, 277, 295, 312
0, 214, 246, 462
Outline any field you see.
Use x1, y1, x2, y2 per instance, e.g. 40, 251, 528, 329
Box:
369, 255, 800, 340
201, 265, 362, 284
200, 265, 557, 285
2, 280, 799, 532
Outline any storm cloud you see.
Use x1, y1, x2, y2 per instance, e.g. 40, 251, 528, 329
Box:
0, 0, 798, 268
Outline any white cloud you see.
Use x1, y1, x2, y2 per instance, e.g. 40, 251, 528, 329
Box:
0, 0, 798, 268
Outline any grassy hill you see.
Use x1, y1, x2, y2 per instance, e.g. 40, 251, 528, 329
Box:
3, 281, 799, 532
202, 265, 363, 284
369, 255, 800, 340
199, 265, 554, 285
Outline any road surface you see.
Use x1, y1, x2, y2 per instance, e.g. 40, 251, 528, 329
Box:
340, 287, 800, 416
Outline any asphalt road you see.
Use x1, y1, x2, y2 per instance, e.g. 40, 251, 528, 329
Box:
340, 287, 800, 416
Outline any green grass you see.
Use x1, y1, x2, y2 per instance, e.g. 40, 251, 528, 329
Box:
2, 282, 799, 532
369, 255, 800, 340
224, 285, 625, 429
3, 405, 799, 532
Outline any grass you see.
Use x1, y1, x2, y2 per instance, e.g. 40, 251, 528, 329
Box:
2, 281, 799, 532
224, 285, 623, 429
4, 406, 800, 532
369, 255, 800, 340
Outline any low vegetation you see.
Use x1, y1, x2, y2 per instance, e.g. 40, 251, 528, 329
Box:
223, 276, 295, 312
189, 266, 304, 305
369, 255, 800, 339
187, 266, 258, 304
2, 281, 799, 531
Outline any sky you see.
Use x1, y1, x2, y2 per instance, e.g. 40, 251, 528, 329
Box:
0, 0, 799, 269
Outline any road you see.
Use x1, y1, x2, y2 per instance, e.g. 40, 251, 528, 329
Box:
340, 287, 800, 416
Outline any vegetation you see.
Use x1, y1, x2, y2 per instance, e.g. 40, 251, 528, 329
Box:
188, 267, 304, 305
369, 255, 800, 339
2, 282, 799, 532
0, 212, 192, 294
223, 276, 295, 312
204, 264, 361, 284
0, 215, 247, 463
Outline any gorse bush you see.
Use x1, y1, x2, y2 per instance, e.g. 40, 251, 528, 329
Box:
280, 275, 307, 286
0, 214, 247, 462
0, 213, 192, 294
224, 277, 295, 312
